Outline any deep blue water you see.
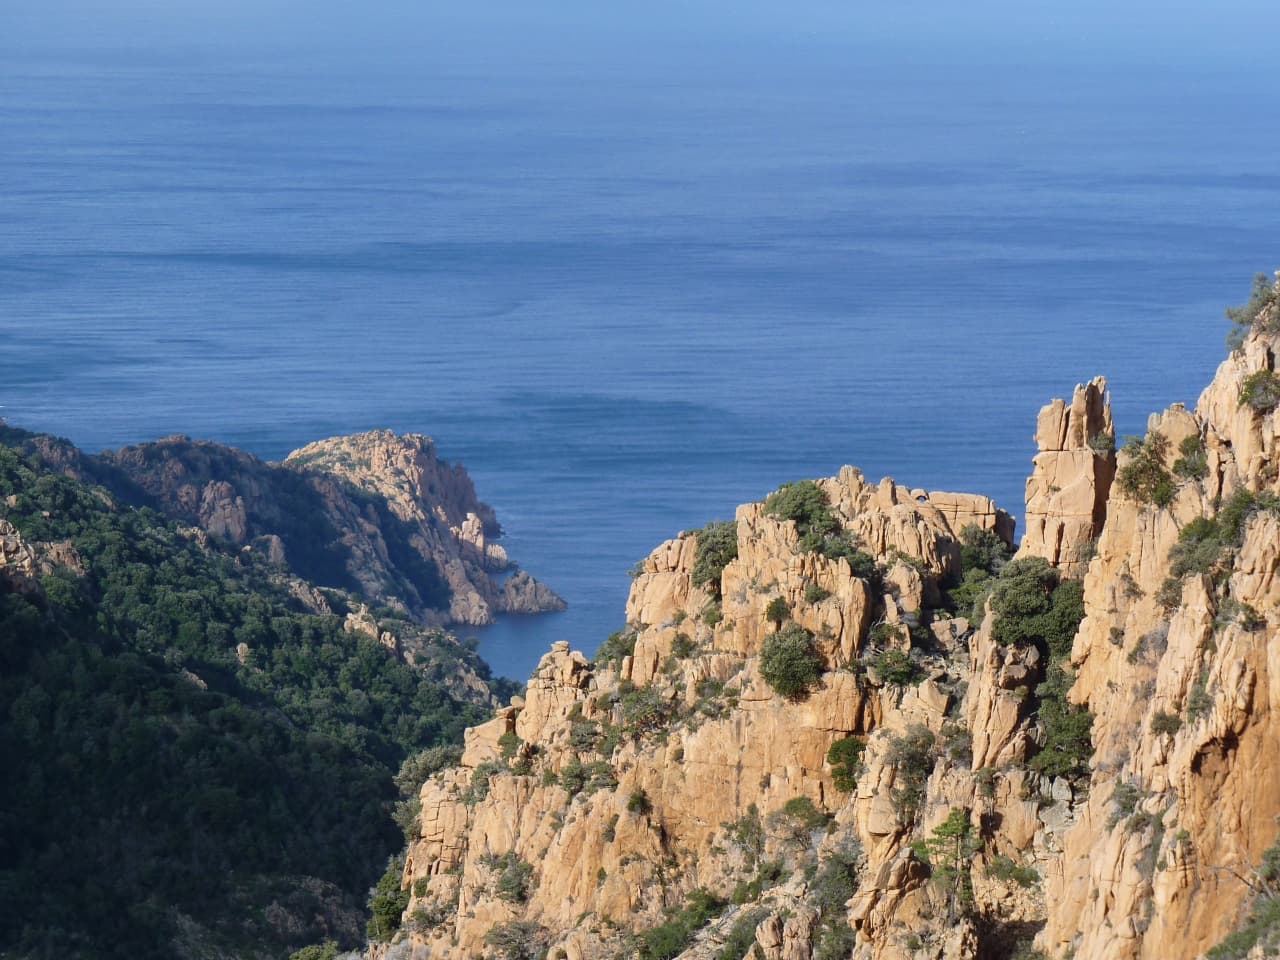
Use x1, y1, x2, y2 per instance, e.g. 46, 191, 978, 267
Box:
3, 42, 1278, 681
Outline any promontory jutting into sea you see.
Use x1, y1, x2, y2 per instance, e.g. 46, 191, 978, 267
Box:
2, 1, 1279, 957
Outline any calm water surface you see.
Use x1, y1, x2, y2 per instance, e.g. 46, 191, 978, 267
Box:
3, 46, 1277, 680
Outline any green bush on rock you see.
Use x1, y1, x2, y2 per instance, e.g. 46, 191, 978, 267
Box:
759, 622, 824, 699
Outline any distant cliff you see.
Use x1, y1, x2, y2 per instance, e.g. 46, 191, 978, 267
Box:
0, 422, 550, 958
371, 281, 1280, 960
10, 427, 565, 629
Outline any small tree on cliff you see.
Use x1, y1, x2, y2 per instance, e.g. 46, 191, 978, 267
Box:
912, 807, 981, 920
759, 623, 823, 699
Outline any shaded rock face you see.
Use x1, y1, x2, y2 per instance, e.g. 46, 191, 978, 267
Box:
378, 319, 1280, 960
92, 430, 563, 627
1040, 322, 1280, 960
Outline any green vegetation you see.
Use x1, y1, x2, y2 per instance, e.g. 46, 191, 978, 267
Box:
947, 523, 1013, 614
985, 855, 1040, 888
770, 796, 832, 847
873, 648, 923, 686
1187, 670, 1213, 722
809, 840, 861, 959
628, 788, 652, 815
805, 581, 833, 604
912, 807, 980, 918
1088, 431, 1116, 455
723, 805, 765, 866
765, 595, 791, 625
640, 888, 725, 960
759, 622, 824, 699
989, 557, 1083, 656
1150, 710, 1182, 736
983, 557, 1092, 780
730, 859, 784, 903
0, 433, 490, 957
594, 627, 638, 668
1207, 836, 1280, 959
485, 920, 549, 960
367, 856, 411, 941
764, 480, 839, 543
1240, 371, 1280, 413
480, 851, 536, 903
619, 683, 676, 737
692, 520, 739, 598
1225, 271, 1279, 352
1169, 489, 1280, 580
1117, 432, 1176, 507
885, 724, 937, 823
1173, 434, 1209, 480
826, 736, 866, 792
1030, 661, 1094, 780
716, 908, 769, 960
289, 943, 340, 960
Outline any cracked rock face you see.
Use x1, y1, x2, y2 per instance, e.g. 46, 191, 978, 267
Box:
95, 429, 563, 627
375, 316, 1280, 960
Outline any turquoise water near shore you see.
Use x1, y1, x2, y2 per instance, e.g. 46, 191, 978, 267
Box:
3, 41, 1278, 680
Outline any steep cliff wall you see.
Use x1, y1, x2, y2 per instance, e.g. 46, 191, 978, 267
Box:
92, 429, 564, 627
372, 301, 1280, 960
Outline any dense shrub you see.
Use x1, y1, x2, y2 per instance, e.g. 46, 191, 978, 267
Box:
1225, 271, 1279, 352
1168, 490, 1280, 584
826, 737, 866, 792
1173, 434, 1209, 480
717, 908, 769, 960
986, 855, 1040, 888
640, 888, 725, 960
885, 725, 936, 822
1117, 432, 1176, 507
759, 623, 824, 699
1170, 516, 1226, 577
958, 523, 1013, 576
485, 920, 549, 960
765, 596, 791, 625
989, 557, 1083, 657
1030, 663, 1094, 780
873, 648, 923, 687
764, 480, 839, 542
594, 628, 638, 667
805, 582, 833, 603
1150, 710, 1182, 736
480, 852, 535, 903
620, 684, 676, 737
1088, 431, 1116, 454
691, 521, 739, 598
1240, 371, 1280, 413
367, 857, 411, 941
0, 435, 490, 957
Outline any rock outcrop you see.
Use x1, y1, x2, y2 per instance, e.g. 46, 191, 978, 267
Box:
1019, 376, 1116, 576
80, 429, 565, 627
372, 297, 1280, 960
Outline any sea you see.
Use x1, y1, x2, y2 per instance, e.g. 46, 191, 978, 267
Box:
3, 27, 1278, 681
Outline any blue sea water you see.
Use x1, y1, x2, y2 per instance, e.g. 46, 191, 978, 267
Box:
3, 31, 1278, 681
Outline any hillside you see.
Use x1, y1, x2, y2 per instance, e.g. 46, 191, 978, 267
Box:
0, 425, 557, 959
371, 276, 1280, 960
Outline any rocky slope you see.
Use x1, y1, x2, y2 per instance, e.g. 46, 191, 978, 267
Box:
0, 423, 530, 959
13, 426, 564, 628
371, 293, 1280, 960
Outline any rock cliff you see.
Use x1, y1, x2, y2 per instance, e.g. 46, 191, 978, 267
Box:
74, 428, 561, 627
371, 292, 1280, 960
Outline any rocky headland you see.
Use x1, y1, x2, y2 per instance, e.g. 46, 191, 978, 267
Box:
370, 285, 1280, 960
